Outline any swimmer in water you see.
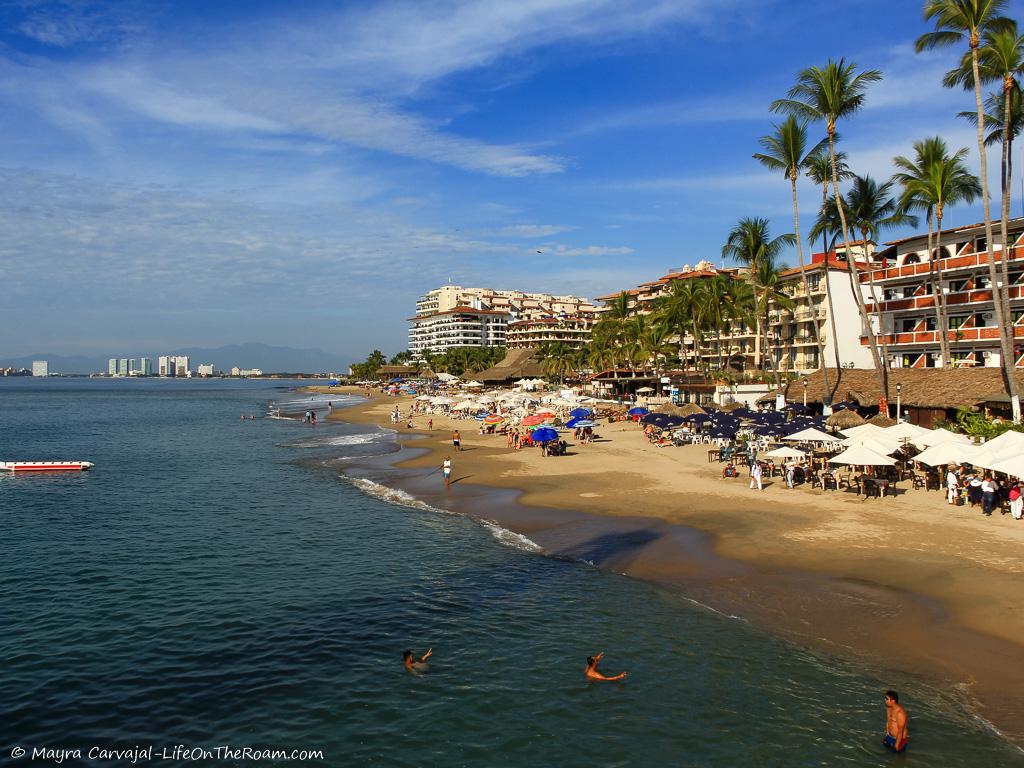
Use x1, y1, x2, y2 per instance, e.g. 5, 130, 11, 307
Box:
883, 690, 909, 753
404, 648, 432, 673
585, 652, 626, 682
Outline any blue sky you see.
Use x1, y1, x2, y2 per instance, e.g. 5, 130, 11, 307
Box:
3, 0, 1023, 364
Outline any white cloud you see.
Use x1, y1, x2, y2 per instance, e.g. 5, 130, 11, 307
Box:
496, 223, 576, 237
539, 244, 634, 257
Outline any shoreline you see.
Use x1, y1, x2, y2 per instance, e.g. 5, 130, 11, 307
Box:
313, 386, 1024, 746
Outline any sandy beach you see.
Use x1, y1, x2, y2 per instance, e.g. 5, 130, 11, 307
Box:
314, 386, 1024, 744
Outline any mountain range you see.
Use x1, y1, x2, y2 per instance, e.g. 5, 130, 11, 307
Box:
1, 343, 350, 374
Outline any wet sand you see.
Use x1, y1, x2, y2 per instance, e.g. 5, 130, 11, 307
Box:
316, 387, 1024, 744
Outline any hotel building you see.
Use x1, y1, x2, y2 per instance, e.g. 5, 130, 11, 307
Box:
596, 251, 875, 375
31, 360, 48, 377
505, 315, 595, 350
409, 283, 598, 358
862, 218, 1024, 369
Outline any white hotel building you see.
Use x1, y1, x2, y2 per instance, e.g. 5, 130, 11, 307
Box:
408, 284, 598, 359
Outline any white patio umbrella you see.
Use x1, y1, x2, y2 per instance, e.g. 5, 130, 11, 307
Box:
913, 441, 979, 467
784, 427, 837, 443
881, 422, 931, 441
462, 381, 484, 388
829, 445, 897, 466
910, 427, 972, 448
766, 446, 807, 459
840, 435, 900, 454
452, 400, 477, 410
990, 455, 1024, 479
431, 396, 454, 405
839, 423, 885, 439
415, 394, 432, 401
636, 386, 655, 393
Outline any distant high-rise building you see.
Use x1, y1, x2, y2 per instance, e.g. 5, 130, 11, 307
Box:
108, 358, 118, 376
140, 358, 153, 376
31, 360, 48, 377
158, 355, 175, 377
128, 359, 139, 375
175, 356, 190, 377
197, 363, 215, 377
118, 358, 129, 376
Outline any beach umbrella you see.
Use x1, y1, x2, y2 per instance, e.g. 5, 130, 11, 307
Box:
521, 415, 546, 426
828, 445, 897, 466
452, 400, 477, 410
683, 413, 711, 423
569, 407, 591, 419
535, 408, 557, 417
663, 415, 685, 427
766, 446, 806, 459
567, 418, 597, 428
636, 386, 655, 393
990, 455, 1024, 479
628, 407, 650, 416
483, 414, 505, 425
782, 403, 809, 413
416, 394, 432, 401
462, 381, 484, 388
910, 427, 970, 449
839, 423, 884, 439
531, 426, 559, 443
709, 427, 736, 438
431, 396, 454, 405
914, 441, 979, 467
783, 427, 836, 443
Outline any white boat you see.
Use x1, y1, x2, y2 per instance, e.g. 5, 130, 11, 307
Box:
0, 461, 95, 472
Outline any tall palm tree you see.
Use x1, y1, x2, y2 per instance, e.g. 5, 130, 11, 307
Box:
754, 257, 796, 385
753, 115, 832, 404
538, 341, 577, 384
806, 147, 853, 381
917, 0, 1019, 418
893, 138, 982, 366
721, 217, 796, 387
771, 59, 889, 402
844, 176, 920, 375
947, 22, 1024, 300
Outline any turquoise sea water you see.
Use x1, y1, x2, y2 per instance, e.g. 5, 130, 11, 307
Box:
2, 378, 1022, 767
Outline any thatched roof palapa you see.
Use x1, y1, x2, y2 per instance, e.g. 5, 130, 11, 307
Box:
654, 403, 687, 416
719, 401, 746, 412
474, 348, 545, 384
677, 403, 707, 416
781, 368, 1024, 411
867, 413, 897, 427
826, 409, 866, 428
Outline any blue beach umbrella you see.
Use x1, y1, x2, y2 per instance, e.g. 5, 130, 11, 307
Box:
572, 419, 597, 428
628, 407, 649, 416
569, 407, 591, 419
663, 415, 685, 427
531, 426, 559, 443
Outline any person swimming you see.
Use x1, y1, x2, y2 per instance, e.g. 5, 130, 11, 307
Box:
404, 648, 432, 673
585, 652, 626, 682
883, 690, 909, 753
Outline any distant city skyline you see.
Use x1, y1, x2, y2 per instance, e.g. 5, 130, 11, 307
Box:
3, 0, 1023, 357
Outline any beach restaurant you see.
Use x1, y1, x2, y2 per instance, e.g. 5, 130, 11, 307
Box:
775, 368, 1024, 427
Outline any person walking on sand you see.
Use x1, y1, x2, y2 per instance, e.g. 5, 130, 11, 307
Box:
427, 418, 433, 431
883, 690, 909, 753
442, 456, 452, 488
749, 461, 763, 492
404, 648, 432, 674
452, 430, 461, 451
585, 652, 626, 682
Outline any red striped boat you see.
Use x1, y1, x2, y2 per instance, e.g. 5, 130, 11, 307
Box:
0, 461, 94, 472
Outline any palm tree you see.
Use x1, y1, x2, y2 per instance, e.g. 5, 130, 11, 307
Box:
771, 59, 889, 401
917, 0, 1019, 418
721, 217, 796, 386
753, 115, 832, 403
806, 147, 853, 381
893, 138, 982, 366
754, 257, 796, 385
538, 341, 576, 384
655, 279, 700, 368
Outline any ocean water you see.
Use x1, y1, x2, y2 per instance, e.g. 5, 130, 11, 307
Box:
2, 378, 1021, 767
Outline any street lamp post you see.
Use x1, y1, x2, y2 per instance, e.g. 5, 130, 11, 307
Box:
896, 382, 902, 423
802, 378, 808, 407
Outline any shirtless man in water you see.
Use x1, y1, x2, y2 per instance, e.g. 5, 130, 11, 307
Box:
404, 648, 432, 673
883, 690, 909, 752
585, 652, 626, 682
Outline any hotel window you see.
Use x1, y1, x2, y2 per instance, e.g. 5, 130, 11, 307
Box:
975, 236, 988, 253
948, 315, 967, 330
976, 274, 992, 289
948, 279, 968, 292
